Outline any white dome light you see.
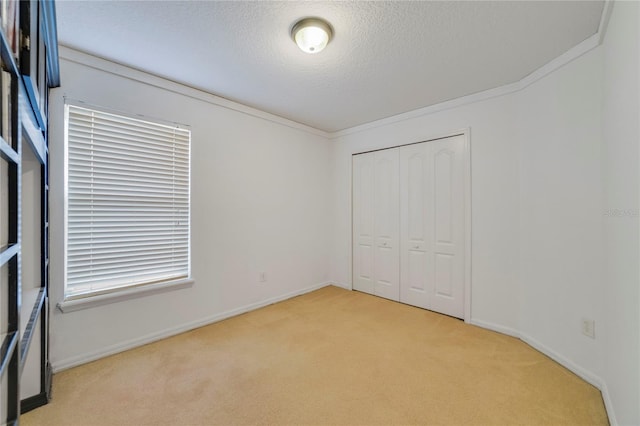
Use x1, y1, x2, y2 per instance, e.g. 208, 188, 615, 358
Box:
291, 18, 333, 54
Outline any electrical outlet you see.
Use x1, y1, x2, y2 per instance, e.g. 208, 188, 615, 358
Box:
581, 318, 595, 339
259, 272, 267, 283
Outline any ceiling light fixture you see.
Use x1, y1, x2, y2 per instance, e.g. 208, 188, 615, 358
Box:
291, 17, 333, 54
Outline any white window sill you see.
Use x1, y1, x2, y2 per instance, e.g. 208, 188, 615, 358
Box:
57, 279, 194, 313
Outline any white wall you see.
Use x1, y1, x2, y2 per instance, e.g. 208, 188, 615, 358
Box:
516, 48, 604, 381
602, 2, 640, 425
330, 93, 521, 331
48, 49, 332, 369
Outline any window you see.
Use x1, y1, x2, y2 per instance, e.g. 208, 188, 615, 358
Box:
64, 103, 191, 300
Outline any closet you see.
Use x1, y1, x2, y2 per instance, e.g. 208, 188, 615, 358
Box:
352, 134, 468, 319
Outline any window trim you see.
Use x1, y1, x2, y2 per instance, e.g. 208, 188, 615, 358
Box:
61, 99, 192, 309
57, 278, 194, 313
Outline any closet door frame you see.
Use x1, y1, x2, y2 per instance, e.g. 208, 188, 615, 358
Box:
350, 128, 471, 322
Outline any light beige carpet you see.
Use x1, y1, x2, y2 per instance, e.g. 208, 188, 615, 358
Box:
23, 286, 608, 425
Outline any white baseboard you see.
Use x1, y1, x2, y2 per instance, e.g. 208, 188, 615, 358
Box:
330, 282, 352, 290
468, 318, 519, 337
51, 281, 333, 372
518, 333, 602, 389
599, 380, 618, 426
470, 318, 616, 426
520, 333, 616, 426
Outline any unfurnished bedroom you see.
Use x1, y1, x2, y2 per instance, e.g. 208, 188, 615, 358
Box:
0, 1, 638, 425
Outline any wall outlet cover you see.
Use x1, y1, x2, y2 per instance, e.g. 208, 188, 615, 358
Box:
581, 318, 595, 339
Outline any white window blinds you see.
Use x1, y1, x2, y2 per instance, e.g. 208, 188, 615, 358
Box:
64, 104, 191, 299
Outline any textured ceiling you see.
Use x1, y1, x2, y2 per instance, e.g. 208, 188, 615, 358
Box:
56, 1, 604, 133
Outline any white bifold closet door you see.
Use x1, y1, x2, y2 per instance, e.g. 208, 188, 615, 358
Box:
353, 135, 466, 319
400, 135, 466, 318
352, 148, 400, 301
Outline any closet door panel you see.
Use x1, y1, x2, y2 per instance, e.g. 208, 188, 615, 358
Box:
352, 153, 375, 294
430, 136, 466, 318
373, 149, 400, 301
400, 143, 432, 309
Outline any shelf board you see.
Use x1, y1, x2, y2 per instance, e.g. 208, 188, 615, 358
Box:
0, 332, 18, 377
20, 87, 46, 164
21, 75, 45, 131
19, 288, 41, 336
0, 244, 19, 267
18, 287, 45, 375
0, 137, 19, 164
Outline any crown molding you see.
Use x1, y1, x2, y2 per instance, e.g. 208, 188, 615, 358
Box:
331, 31, 604, 139
598, 0, 614, 45
331, 1, 613, 140
58, 45, 331, 139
